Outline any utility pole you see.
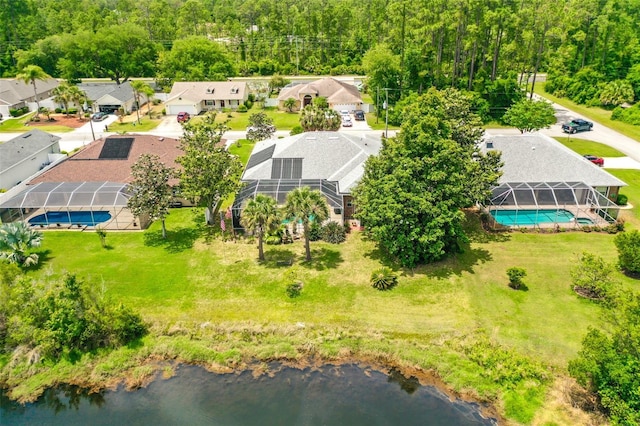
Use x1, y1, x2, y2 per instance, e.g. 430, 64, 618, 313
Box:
376, 86, 380, 124
384, 88, 389, 138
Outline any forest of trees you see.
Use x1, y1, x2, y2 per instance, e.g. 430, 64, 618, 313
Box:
1, 0, 639, 111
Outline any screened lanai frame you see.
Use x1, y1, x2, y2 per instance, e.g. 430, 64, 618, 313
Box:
231, 179, 343, 230
486, 181, 621, 228
0, 181, 132, 229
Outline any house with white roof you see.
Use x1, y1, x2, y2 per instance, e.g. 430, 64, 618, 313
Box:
482, 133, 627, 227
276, 77, 363, 113
165, 81, 248, 116
232, 131, 382, 229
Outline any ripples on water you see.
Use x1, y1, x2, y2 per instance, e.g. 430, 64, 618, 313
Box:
1, 364, 497, 425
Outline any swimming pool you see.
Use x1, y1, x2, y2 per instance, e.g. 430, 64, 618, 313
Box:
28, 211, 112, 227
490, 209, 576, 226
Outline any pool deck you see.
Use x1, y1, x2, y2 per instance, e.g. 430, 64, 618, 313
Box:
24, 209, 140, 231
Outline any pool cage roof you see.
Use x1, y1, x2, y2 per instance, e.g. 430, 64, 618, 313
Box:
0, 182, 131, 209
233, 179, 343, 211
488, 181, 619, 210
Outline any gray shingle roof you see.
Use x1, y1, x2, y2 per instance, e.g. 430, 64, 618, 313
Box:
0, 130, 61, 172
483, 133, 626, 187
0, 78, 59, 105
78, 81, 134, 103
242, 132, 381, 193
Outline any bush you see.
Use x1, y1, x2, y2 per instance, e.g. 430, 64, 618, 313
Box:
162, 108, 166, 115
571, 252, 619, 301
54, 107, 62, 113
370, 267, 398, 291
290, 125, 304, 136
286, 282, 303, 298
506, 267, 527, 290
322, 221, 346, 244
237, 104, 248, 113
265, 235, 282, 245
248, 93, 256, 102
616, 194, 628, 205
307, 221, 323, 241
244, 100, 253, 110
614, 230, 640, 274
68, 108, 78, 114
153, 99, 161, 105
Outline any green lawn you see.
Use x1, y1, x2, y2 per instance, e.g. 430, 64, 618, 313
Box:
553, 137, 626, 157
608, 169, 640, 226
194, 107, 300, 131
108, 116, 162, 132
535, 86, 640, 143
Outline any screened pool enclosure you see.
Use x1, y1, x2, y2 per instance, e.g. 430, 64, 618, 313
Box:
486, 182, 621, 228
0, 182, 137, 230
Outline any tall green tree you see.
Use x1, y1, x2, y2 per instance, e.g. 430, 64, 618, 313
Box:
130, 80, 154, 124
52, 82, 72, 115
0, 222, 43, 267
353, 88, 502, 268
177, 113, 244, 225
127, 154, 174, 239
283, 187, 329, 262
16, 64, 51, 119
246, 112, 276, 142
502, 98, 556, 133
240, 194, 280, 261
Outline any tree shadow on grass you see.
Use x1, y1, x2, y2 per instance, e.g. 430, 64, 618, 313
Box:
143, 227, 203, 253
300, 247, 344, 271
261, 247, 297, 268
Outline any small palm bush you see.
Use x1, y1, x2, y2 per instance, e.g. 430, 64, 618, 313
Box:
322, 221, 346, 244
370, 267, 398, 291
507, 267, 527, 290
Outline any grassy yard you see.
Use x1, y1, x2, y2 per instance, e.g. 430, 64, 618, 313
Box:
535, 86, 640, 143
109, 115, 162, 132
609, 169, 640, 227
193, 107, 300, 131
11, 199, 637, 423
0, 113, 74, 133
553, 137, 626, 157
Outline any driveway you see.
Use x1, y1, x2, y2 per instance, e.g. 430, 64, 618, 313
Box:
534, 94, 640, 163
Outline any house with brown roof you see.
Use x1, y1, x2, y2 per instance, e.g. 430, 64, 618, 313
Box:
0, 135, 185, 230
0, 78, 59, 117
165, 81, 248, 116
276, 77, 363, 112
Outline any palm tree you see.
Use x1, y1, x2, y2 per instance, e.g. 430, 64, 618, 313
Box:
131, 81, 154, 122
52, 83, 72, 116
0, 222, 43, 267
283, 187, 329, 261
240, 194, 280, 261
284, 97, 297, 112
67, 85, 87, 120
16, 65, 51, 120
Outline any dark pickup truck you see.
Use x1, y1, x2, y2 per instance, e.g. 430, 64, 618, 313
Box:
562, 119, 593, 133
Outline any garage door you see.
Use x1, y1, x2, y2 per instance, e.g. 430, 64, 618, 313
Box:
332, 104, 357, 113
167, 105, 198, 116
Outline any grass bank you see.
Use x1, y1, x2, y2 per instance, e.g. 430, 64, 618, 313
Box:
3, 204, 636, 423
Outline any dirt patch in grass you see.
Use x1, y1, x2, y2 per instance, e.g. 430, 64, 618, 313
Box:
27, 114, 87, 129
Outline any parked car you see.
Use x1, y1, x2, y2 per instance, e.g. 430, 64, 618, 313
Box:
562, 119, 593, 133
342, 117, 353, 127
340, 110, 350, 117
177, 112, 191, 123
92, 112, 108, 121
354, 110, 365, 121
584, 154, 604, 167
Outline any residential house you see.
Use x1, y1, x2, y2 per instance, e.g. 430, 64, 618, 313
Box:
232, 131, 382, 230
165, 81, 249, 116
0, 134, 185, 230
78, 82, 136, 114
0, 78, 59, 117
276, 77, 363, 112
483, 133, 627, 227
0, 130, 63, 191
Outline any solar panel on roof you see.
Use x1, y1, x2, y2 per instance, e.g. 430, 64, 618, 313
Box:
271, 158, 302, 179
246, 144, 275, 169
99, 137, 134, 159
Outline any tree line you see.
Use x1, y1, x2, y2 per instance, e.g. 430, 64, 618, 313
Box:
2, 0, 638, 100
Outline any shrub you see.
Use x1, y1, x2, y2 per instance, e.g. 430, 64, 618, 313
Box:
290, 125, 303, 136
55, 107, 62, 113
265, 235, 282, 245
248, 93, 256, 102
153, 99, 161, 105
571, 252, 619, 301
322, 221, 346, 244
68, 108, 78, 114
162, 108, 166, 115
286, 282, 303, 298
237, 104, 248, 113
244, 100, 253, 110
506, 267, 527, 290
616, 194, 628, 205
307, 221, 323, 241
9, 108, 20, 117
614, 230, 640, 274
370, 267, 398, 291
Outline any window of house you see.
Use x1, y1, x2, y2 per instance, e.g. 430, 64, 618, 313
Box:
205, 100, 215, 106
220, 100, 225, 108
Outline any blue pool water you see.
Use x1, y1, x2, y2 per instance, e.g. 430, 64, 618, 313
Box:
491, 209, 575, 226
28, 211, 112, 226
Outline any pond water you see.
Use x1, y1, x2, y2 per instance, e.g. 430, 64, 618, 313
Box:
1, 364, 496, 425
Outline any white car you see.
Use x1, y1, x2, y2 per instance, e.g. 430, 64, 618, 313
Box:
342, 117, 353, 127
340, 110, 350, 117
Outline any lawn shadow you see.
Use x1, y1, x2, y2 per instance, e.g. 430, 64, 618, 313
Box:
300, 247, 344, 271
261, 247, 297, 268
143, 226, 203, 253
